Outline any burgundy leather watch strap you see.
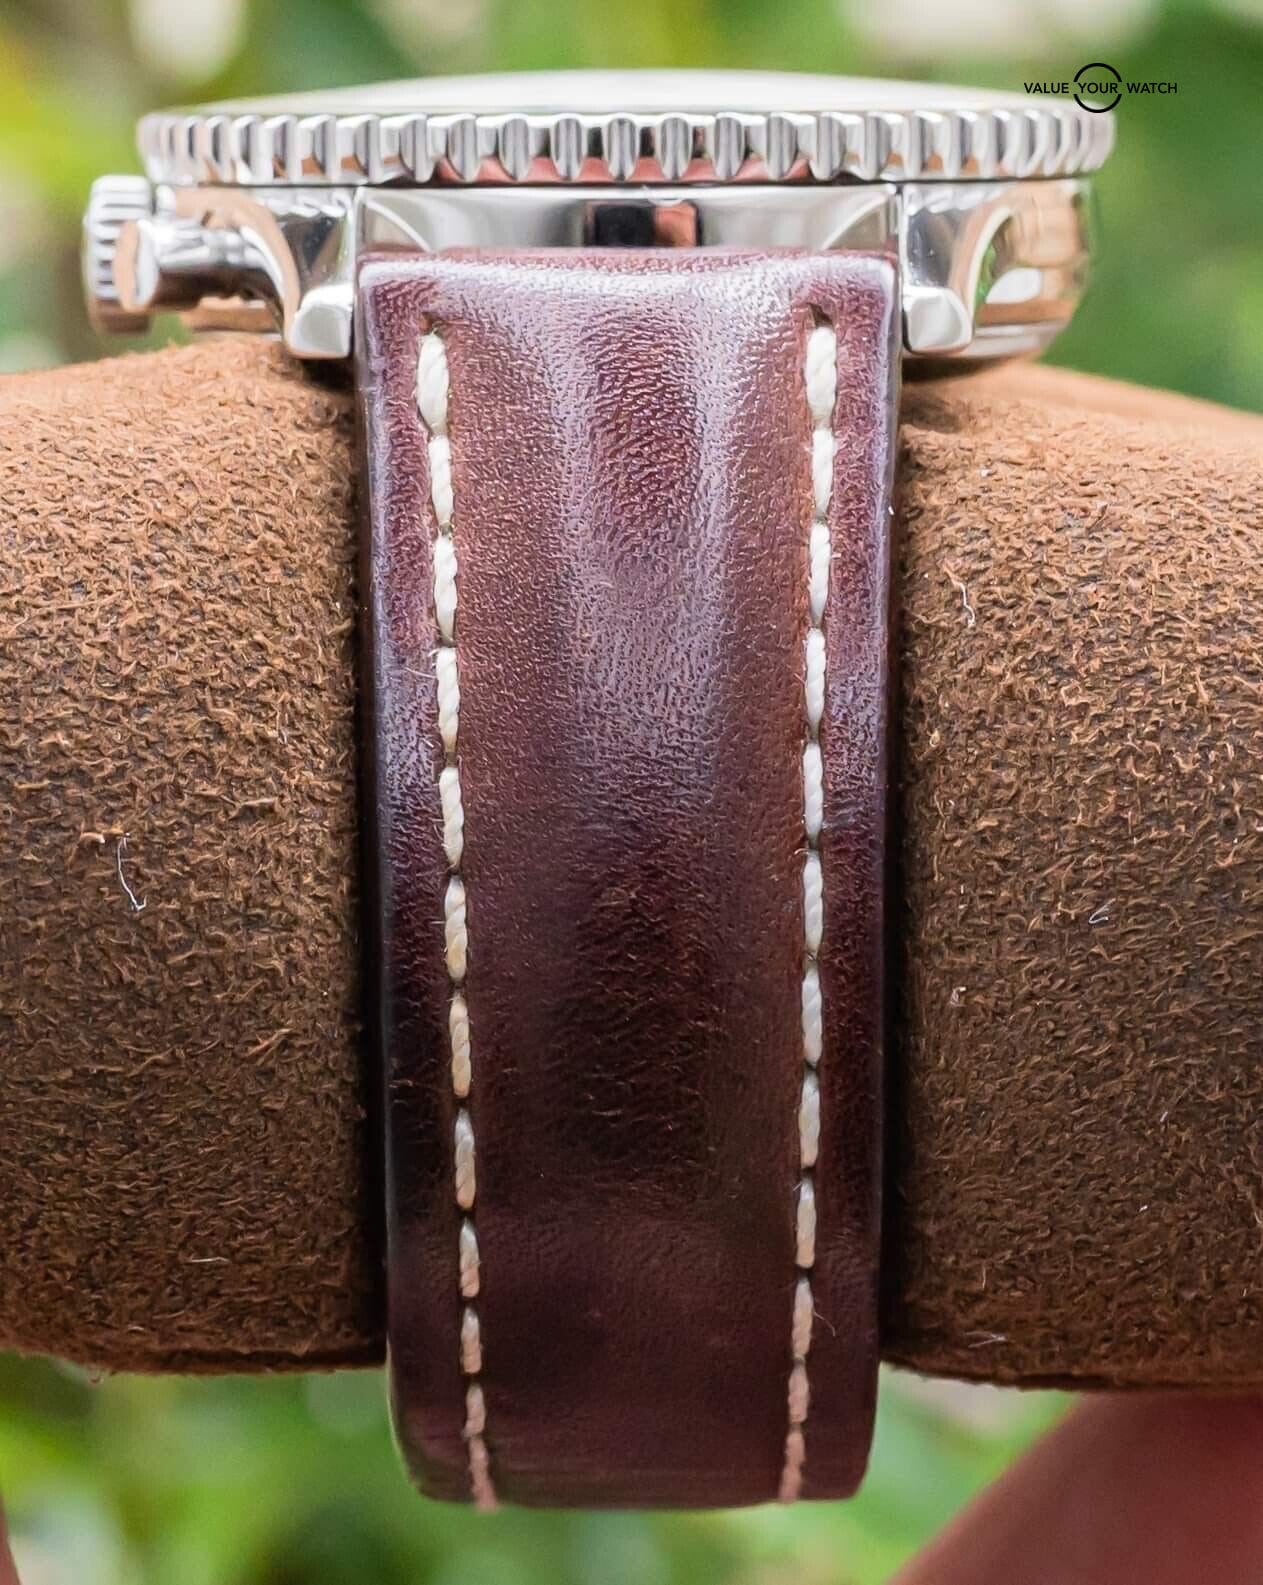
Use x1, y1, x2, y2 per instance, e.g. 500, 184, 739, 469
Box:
357, 250, 899, 1509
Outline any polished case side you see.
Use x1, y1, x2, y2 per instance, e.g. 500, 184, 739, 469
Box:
96, 176, 1094, 363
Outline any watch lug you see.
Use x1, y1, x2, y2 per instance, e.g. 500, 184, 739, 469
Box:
902, 285, 973, 357
288, 283, 354, 360
900, 179, 1093, 361
157, 186, 355, 357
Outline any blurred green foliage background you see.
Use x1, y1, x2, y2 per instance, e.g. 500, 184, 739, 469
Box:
2, 1354, 1062, 1585
0, 1, 1259, 1581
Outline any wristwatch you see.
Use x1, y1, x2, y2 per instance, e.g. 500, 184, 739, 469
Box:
82, 70, 1113, 1511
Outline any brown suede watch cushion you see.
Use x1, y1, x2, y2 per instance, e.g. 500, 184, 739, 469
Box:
1, 339, 1261, 1388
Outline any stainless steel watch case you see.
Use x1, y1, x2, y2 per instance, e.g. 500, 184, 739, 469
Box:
82, 71, 1113, 364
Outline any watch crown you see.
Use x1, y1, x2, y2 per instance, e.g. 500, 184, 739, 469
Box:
82, 176, 154, 335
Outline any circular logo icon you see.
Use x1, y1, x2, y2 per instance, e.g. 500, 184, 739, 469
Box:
1074, 62, 1122, 113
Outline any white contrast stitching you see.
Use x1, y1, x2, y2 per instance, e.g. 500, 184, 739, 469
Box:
779, 318, 837, 1504
417, 327, 497, 1512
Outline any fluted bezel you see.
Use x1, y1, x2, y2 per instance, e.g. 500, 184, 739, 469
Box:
137, 81, 1115, 190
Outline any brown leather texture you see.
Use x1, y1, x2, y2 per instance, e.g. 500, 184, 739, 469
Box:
357, 250, 899, 1507
4, 342, 1263, 1401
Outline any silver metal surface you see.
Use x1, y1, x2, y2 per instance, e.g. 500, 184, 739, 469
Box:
82, 176, 155, 334
902, 178, 1093, 357
135, 71, 1114, 189
82, 72, 1112, 363
86, 177, 1093, 363
114, 214, 273, 313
